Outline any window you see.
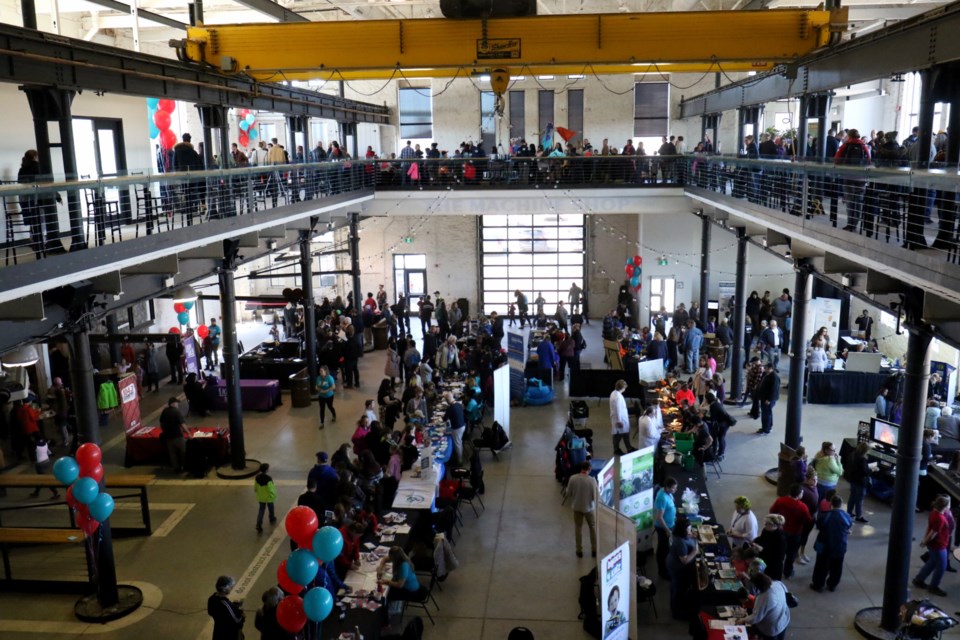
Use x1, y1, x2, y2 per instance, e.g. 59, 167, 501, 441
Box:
480, 91, 496, 152
259, 122, 278, 144
481, 214, 585, 315
649, 277, 676, 324
538, 90, 554, 142
509, 90, 525, 142
398, 87, 433, 139
567, 89, 583, 147
634, 82, 669, 138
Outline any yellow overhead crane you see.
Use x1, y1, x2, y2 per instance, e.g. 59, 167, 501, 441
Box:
174, 9, 847, 82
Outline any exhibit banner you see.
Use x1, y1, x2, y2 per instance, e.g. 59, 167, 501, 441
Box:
493, 363, 511, 437
618, 446, 656, 550
718, 281, 736, 318
600, 541, 631, 640
599, 457, 617, 508
804, 297, 841, 354
118, 373, 141, 436
182, 333, 201, 377
505, 326, 528, 400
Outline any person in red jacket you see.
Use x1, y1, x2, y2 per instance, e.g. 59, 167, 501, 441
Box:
335, 521, 364, 580
770, 483, 814, 579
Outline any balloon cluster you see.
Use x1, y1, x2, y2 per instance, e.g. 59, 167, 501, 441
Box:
52, 444, 115, 536
172, 300, 195, 332
147, 98, 178, 151
237, 109, 259, 149
625, 255, 643, 292
273, 506, 344, 633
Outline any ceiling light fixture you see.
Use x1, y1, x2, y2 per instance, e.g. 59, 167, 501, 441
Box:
2, 345, 40, 368
171, 284, 198, 304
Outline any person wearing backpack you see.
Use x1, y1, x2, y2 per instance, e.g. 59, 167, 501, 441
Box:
564, 461, 598, 558
834, 129, 871, 233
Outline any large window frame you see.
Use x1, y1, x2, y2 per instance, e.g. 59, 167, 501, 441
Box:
398, 87, 433, 140
480, 214, 585, 316
634, 81, 669, 138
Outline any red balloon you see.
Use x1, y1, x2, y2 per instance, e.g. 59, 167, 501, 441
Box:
276, 596, 306, 634
160, 128, 177, 150
85, 464, 104, 484
197, 325, 210, 339
76, 443, 102, 474
277, 561, 303, 596
66, 486, 78, 509
78, 513, 100, 536
169, 327, 181, 334
624, 264, 633, 277
173, 302, 186, 313
633, 255, 642, 267
153, 109, 171, 132
157, 99, 176, 114
238, 131, 250, 147
285, 506, 319, 548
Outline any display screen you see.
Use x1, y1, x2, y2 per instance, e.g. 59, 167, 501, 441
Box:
872, 419, 899, 447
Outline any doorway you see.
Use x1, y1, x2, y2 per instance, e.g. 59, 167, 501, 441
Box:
393, 254, 427, 309
72, 117, 131, 220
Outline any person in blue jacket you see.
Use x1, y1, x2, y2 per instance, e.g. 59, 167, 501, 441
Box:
682, 320, 703, 374
536, 336, 559, 388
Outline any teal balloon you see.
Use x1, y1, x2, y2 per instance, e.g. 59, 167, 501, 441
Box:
311, 526, 344, 563
629, 275, 640, 288
632, 265, 641, 276
625, 258, 633, 266
182, 300, 195, 310
146, 98, 159, 109
239, 120, 249, 132
89, 492, 115, 522
53, 456, 79, 485
177, 311, 190, 325
287, 549, 319, 586
73, 477, 99, 505
249, 128, 259, 140
303, 587, 334, 622
149, 121, 160, 139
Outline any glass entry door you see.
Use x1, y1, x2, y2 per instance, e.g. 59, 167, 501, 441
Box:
393, 254, 427, 308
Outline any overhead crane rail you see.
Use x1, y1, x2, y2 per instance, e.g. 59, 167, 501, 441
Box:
173, 9, 847, 81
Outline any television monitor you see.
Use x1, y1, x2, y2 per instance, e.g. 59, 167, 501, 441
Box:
871, 418, 899, 448
846, 352, 882, 374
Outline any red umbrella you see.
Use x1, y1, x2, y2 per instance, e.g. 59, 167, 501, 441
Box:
556, 127, 577, 142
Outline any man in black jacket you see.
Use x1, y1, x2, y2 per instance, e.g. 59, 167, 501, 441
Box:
172, 133, 204, 224
755, 363, 781, 435
706, 392, 737, 459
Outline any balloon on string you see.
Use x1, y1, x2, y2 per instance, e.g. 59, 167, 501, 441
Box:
239, 132, 250, 147
85, 464, 105, 484
153, 109, 172, 132
78, 511, 100, 535
76, 443, 102, 473
632, 265, 641, 277
276, 596, 307, 634
65, 485, 78, 509
277, 561, 304, 596
160, 128, 177, 150
286, 549, 319, 586
89, 492, 115, 522
303, 587, 334, 622
249, 128, 259, 140
629, 275, 640, 288
285, 506, 319, 549
149, 121, 160, 139
169, 327, 181, 334
53, 457, 79, 485
157, 99, 176, 114
197, 325, 209, 339
239, 119, 249, 132
183, 301, 195, 311
623, 264, 633, 277
311, 526, 344, 563
173, 302, 186, 313
177, 311, 190, 325
146, 97, 159, 110
73, 477, 99, 505
633, 255, 642, 266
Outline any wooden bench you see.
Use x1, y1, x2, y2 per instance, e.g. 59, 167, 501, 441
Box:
0, 527, 85, 582
0, 474, 155, 535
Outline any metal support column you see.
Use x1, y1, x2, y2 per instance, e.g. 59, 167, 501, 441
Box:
348, 211, 362, 310
698, 216, 710, 329
916, 68, 938, 170
797, 96, 810, 158
21, 0, 37, 29
105, 314, 122, 366
728, 227, 747, 404
69, 327, 100, 448
300, 225, 318, 388
784, 260, 812, 450
287, 115, 299, 160
57, 93, 82, 250
856, 290, 932, 636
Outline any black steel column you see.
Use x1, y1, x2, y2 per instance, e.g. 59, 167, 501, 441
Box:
881, 296, 933, 630
784, 260, 812, 450
218, 106, 230, 167
797, 97, 810, 158
219, 242, 246, 470
699, 216, 710, 328
300, 226, 318, 387
729, 227, 748, 403
105, 314, 122, 366
947, 91, 960, 166
57, 92, 82, 250
348, 211, 362, 310
21, 0, 37, 29
69, 327, 100, 447
917, 68, 937, 170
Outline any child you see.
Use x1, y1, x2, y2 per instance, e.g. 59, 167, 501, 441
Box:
507, 303, 517, 326
254, 463, 277, 533
29, 435, 60, 499
387, 445, 402, 482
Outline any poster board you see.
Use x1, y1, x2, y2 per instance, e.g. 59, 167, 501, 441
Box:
182, 332, 201, 378
717, 281, 736, 321
599, 541, 631, 640
805, 297, 842, 353
599, 457, 617, 508
118, 373, 141, 436
493, 363, 511, 438
617, 446, 656, 551
505, 326, 528, 401
637, 358, 664, 383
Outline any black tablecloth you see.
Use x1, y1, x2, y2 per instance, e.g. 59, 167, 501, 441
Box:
238, 357, 305, 388
320, 607, 381, 639
807, 371, 889, 404
569, 369, 646, 399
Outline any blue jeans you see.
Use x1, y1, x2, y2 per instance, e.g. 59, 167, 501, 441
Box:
257, 502, 276, 528
916, 547, 947, 588
847, 482, 866, 518
685, 348, 699, 373
760, 401, 775, 433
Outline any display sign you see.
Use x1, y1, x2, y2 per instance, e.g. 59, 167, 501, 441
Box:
476, 38, 521, 60
182, 333, 200, 377
505, 327, 528, 400
637, 358, 664, 383
805, 297, 841, 354
618, 446, 656, 550
493, 364, 511, 438
599, 457, 617, 508
717, 281, 736, 318
600, 541, 631, 640
118, 373, 141, 436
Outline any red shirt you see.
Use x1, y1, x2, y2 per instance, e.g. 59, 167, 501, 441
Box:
336, 527, 361, 571
927, 511, 951, 551
16, 404, 40, 436
675, 389, 696, 407
770, 496, 813, 535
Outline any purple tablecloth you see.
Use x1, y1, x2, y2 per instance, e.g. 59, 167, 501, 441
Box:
206, 378, 282, 412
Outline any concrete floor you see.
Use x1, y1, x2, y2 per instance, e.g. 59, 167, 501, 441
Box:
0, 321, 948, 639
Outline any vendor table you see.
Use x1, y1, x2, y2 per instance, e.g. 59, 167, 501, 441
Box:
569, 368, 645, 399
806, 371, 890, 404
321, 607, 381, 639
238, 356, 305, 388
124, 426, 230, 470
205, 378, 282, 412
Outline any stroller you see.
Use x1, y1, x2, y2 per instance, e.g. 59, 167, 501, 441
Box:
569, 400, 589, 428
896, 599, 958, 640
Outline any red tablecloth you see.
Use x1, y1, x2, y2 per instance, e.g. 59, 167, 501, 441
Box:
124, 426, 230, 467
698, 612, 757, 640
205, 378, 282, 412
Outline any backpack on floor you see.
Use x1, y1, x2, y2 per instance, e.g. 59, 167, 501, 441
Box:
579, 567, 601, 638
